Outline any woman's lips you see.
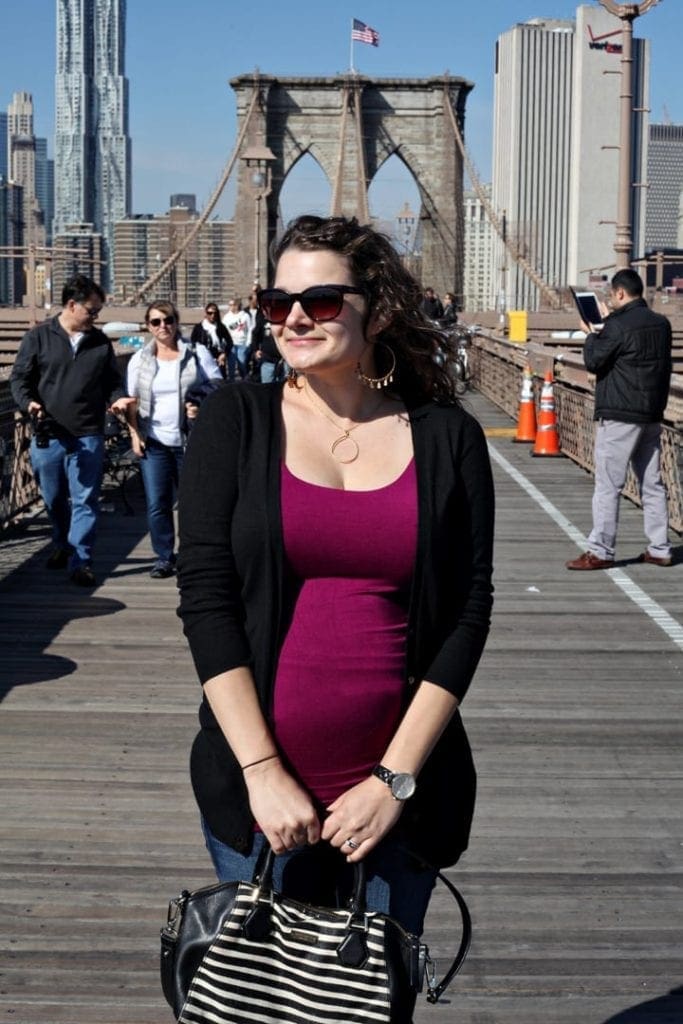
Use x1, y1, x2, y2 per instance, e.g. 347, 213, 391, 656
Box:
284, 336, 324, 347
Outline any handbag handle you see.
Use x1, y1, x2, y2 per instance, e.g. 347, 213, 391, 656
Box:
250, 840, 472, 1001
253, 842, 368, 914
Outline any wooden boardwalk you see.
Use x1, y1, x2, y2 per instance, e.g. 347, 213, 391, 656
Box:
0, 390, 681, 1024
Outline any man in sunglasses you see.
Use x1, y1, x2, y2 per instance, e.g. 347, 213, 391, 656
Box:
10, 274, 134, 587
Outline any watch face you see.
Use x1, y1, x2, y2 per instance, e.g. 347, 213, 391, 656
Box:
391, 773, 416, 800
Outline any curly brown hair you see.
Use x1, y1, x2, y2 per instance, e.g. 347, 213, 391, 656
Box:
273, 215, 460, 404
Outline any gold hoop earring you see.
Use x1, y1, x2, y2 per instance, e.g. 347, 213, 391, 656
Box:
286, 366, 302, 389
356, 343, 396, 390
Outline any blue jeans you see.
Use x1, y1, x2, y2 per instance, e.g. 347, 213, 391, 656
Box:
139, 437, 184, 562
232, 344, 249, 378
30, 434, 105, 570
201, 823, 437, 937
259, 360, 281, 384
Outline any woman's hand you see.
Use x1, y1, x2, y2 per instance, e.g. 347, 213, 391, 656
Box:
243, 759, 321, 854
130, 433, 145, 458
322, 776, 405, 863
110, 396, 137, 415
217, 353, 227, 368
185, 400, 199, 421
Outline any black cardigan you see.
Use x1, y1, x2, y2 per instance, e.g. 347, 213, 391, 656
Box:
177, 382, 495, 867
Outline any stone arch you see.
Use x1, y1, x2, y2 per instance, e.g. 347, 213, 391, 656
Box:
277, 150, 332, 226
231, 74, 472, 297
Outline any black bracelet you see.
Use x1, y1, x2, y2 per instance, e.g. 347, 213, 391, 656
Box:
241, 753, 279, 771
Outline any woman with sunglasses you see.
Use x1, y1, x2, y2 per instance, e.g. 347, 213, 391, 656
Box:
126, 300, 222, 578
190, 303, 232, 377
177, 216, 494, 980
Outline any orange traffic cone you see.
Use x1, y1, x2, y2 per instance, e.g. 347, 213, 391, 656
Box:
531, 371, 564, 457
513, 365, 537, 443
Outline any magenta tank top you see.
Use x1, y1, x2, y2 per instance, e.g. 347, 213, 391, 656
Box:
273, 459, 418, 808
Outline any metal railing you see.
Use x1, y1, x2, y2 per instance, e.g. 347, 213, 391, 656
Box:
469, 332, 683, 534
0, 381, 38, 527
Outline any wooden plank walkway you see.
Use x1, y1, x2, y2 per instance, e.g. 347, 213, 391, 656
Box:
0, 390, 681, 1024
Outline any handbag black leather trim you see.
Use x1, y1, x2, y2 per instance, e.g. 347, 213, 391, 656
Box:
160, 844, 470, 1023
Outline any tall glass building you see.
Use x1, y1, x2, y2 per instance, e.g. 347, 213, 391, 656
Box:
645, 124, 683, 251
491, 5, 649, 310
54, 0, 131, 291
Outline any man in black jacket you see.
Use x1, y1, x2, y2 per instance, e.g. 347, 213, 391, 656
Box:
10, 275, 132, 586
566, 269, 672, 570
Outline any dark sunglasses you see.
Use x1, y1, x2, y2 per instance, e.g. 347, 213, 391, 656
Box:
257, 285, 365, 324
148, 315, 176, 327
78, 302, 102, 317
205, 309, 218, 315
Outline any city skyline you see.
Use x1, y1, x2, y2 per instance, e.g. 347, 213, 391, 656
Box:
1, 0, 681, 229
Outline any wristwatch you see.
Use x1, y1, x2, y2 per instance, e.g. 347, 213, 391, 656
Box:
372, 764, 417, 801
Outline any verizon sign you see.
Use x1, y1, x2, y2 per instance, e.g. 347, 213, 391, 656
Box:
587, 25, 623, 54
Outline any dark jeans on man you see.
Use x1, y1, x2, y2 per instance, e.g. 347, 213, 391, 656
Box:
30, 434, 105, 570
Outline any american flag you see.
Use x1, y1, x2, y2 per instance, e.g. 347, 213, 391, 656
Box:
352, 18, 380, 47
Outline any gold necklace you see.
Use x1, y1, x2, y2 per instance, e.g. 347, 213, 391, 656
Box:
303, 385, 383, 464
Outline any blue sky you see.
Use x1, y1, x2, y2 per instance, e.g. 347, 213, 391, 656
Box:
2, 1, 681, 223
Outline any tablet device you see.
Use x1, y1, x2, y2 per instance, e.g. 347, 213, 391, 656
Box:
571, 288, 604, 328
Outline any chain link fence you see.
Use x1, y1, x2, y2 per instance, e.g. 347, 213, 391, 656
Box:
470, 335, 683, 534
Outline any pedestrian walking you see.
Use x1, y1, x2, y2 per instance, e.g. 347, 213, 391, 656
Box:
10, 274, 134, 586
125, 300, 222, 579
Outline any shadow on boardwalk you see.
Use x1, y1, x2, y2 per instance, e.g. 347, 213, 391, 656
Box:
601, 985, 683, 1023
0, 482, 150, 698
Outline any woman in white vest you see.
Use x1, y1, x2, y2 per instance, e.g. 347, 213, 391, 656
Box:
126, 300, 222, 578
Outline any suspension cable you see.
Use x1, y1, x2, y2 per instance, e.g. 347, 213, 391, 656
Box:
442, 84, 561, 309
130, 82, 261, 305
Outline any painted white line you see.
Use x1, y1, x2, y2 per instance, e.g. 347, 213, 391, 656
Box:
488, 443, 683, 653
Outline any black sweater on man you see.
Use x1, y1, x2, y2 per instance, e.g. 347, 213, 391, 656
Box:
584, 298, 671, 423
10, 316, 125, 437
176, 382, 495, 868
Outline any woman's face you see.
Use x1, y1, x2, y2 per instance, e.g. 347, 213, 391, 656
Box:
147, 308, 178, 346
270, 247, 372, 378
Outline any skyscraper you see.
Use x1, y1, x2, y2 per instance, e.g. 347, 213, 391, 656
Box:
491, 5, 648, 310
0, 178, 24, 305
463, 186, 495, 312
54, 0, 131, 291
645, 124, 683, 251
6, 92, 45, 250
35, 138, 54, 244
0, 113, 8, 180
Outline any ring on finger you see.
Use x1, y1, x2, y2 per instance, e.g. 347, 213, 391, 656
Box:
345, 837, 360, 850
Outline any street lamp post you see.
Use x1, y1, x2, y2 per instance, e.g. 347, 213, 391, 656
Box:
396, 201, 416, 256
598, 0, 660, 269
240, 144, 276, 290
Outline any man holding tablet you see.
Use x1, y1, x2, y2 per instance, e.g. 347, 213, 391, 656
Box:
566, 268, 673, 570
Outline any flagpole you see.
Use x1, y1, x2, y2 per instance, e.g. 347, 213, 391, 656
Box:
350, 18, 355, 72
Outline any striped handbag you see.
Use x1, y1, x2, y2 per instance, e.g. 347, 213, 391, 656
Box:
160, 845, 470, 1024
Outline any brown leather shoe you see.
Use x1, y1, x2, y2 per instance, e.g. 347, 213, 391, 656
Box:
638, 551, 672, 567
566, 551, 615, 571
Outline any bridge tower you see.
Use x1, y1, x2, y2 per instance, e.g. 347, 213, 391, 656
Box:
231, 74, 473, 299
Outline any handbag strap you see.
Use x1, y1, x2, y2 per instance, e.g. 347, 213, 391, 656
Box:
425, 868, 472, 1004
